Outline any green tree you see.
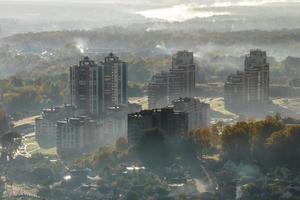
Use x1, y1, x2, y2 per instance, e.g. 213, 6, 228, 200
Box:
0, 131, 22, 160
31, 167, 54, 185
0, 106, 9, 135
0, 177, 4, 198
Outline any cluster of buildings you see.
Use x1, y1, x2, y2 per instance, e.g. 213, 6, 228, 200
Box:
224, 49, 270, 110
148, 51, 196, 109
35, 51, 210, 158
70, 54, 128, 117
35, 105, 78, 147
36, 54, 141, 157
129, 51, 209, 145
128, 97, 209, 145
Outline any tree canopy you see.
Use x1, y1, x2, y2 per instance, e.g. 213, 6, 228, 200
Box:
0, 131, 22, 160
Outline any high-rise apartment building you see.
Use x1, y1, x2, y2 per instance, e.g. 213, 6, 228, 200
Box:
224, 49, 270, 110
244, 50, 269, 104
128, 108, 188, 145
70, 54, 128, 117
102, 53, 128, 107
147, 51, 196, 109
70, 56, 105, 117
169, 51, 196, 100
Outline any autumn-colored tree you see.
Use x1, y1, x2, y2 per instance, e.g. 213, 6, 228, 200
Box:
251, 117, 285, 162
221, 122, 251, 162
92, 146, 114, 169
189, 128, 215, 158
266, 126, 300, 167
115, 137, 128, 152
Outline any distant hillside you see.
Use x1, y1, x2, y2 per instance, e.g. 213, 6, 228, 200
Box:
4, 28, 300, 51
1, 27, 300, 81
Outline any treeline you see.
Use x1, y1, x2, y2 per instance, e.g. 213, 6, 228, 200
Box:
0, 105, 9, 135
0, 75, 68, 118
6, 28, 300, 50
0, 75, 146, 118
71, 127, 218, 171
73, 115, 300, 172
222, 116, 300, 168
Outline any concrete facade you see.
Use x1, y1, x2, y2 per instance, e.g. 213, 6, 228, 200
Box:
224, 49, 270, 110
172, 97, 210, 132
147, 51, 196, 109
70, 54, 128, 118
128, 107, 188, 145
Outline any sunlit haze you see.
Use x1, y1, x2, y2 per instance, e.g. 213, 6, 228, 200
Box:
1, 0, 300, 200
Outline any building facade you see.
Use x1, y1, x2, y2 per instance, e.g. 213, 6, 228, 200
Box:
102, 53, 128, 108
70, 56, 105, 117
244, 50, 270, 104
224, 71, 245, 109
147, 51, 196, 109
56, 116, 100, 157
101, 103, 142, 145
147, 71, 169, 109
35, 105, 76, 147
101, 106, 128, 145
169, 51, 196, 101
224, 49, 270, 110
128, 108, 188, 145
172, 97, 210, 132
70, 54, 128, 118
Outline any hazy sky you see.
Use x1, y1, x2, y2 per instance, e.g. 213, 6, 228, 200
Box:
0, 0, 299, 5
0, 0, 148, 3
0, 0, 144, 4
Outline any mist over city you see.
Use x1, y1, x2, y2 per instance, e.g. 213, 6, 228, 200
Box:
1, 0, 300, 199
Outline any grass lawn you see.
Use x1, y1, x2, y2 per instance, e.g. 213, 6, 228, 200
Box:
272, 98, 300, 113
129, 96, 148, 110
22, 135, 57, 157
200, 97, 238, 118
37, 147, 57, 156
